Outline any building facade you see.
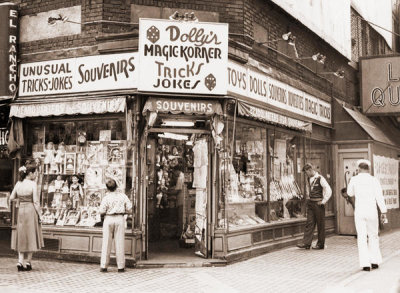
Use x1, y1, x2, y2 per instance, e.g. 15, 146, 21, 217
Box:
2, 0, 399, 265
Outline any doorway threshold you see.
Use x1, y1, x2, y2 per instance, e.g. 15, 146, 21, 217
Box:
136, 255, 227, 269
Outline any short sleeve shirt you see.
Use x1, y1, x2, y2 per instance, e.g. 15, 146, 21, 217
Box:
99, 192, 132, 215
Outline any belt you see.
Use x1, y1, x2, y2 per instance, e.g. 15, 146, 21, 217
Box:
106, 213, 125, 216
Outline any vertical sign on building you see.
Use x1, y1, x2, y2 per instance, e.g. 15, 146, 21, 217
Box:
0, 3, 18, 101
138, 18, 228, 95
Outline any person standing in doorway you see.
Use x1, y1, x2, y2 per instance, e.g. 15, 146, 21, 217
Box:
9, 165, 44, 271
346, 159, 387, 271
297, 163, 332, 250
99, 179, 132, 273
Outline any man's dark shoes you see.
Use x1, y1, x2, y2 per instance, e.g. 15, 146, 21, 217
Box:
100, 268, 107, 272
17, 263, 25, 272
118, 268, 125, 273
296, 243, 310, 249
362, 267, 371, 271
312, 245, 324, 250
371, 264, 379, 269
25, 262, 32, 271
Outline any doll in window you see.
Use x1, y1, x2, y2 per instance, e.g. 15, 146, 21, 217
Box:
77, 131, 87, 152
70, 175, 83, 210
55, 142, 66, 174
44, 142, 55, 174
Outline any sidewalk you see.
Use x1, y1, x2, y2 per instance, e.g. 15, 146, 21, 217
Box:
1, 229, 400, 293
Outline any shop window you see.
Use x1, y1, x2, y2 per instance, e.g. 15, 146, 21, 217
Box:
25, 117, 132, 229
220, 121, 307, 230
305, 138, 333, 213
222, 121, 268, 230
269, 131, 305, 222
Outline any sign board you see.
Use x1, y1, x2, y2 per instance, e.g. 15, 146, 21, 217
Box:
142, 97, 223, 115
228, 61, 332, 125
373, 155, 399, 209
360, 56, 400, 114
0, 191, 10, 212
0, 127, 8, 147
0, 3, 18, 100
138, 18, 228, 95
19, 53, 138, 97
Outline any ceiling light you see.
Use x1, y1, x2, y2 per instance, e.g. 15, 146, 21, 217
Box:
158, 132, 189, 141
161, 120, 195, 127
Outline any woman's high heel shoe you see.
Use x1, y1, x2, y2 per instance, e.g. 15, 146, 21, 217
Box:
17, 263, 25, 272
26, 263, 32, 271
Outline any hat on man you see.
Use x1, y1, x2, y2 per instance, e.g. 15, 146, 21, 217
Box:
357, 159, 371, 167
302, 163, 313, 172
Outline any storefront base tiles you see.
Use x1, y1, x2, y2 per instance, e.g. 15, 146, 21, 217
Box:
214, 215, 335, 263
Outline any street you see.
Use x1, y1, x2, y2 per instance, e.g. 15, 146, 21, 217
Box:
1, 230, 400, 293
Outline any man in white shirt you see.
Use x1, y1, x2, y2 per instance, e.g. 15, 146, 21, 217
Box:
297, 163, 332, 250
347, 159, 388, 271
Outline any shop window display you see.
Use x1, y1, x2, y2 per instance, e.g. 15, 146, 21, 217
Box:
26, 118, 130, 229
269, 132, 305, 222
223, 122, 268, 229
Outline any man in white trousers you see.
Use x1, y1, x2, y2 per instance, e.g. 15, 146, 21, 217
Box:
99, 179, 132, 273
346, 159, 388, 271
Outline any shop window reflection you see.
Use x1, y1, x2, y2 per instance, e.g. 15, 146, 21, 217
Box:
269, 131, 305, 222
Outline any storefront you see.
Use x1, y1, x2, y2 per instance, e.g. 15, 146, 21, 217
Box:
212, 61, 334, 261
10, 53, 142, 262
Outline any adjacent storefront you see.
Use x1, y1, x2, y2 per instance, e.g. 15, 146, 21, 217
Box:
11, 53, 142, 261
211, 61, 333, 260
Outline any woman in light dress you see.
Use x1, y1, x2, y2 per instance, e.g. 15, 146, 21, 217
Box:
9, 165, 44, 271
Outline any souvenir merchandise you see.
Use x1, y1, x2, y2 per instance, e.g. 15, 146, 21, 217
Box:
85, 166, 103, 188
192, 139, 208, 189
87, 141, 104, 165
107, 141, 125, 164
44, 142, 56, 174
64, 210, 81, 226
76, 208, 91, 226
55, 142, 66, 174
104, 165, 125, 190
65, 153, 76, 174
70, 175, 83, 209
77, 131, 87, 152
42, 209, 56, 225
76, 153, 88, 174
99, 130, 112, 142
86, 189, 102, 207
54, 175, 64, 191
56, 209, 68, 226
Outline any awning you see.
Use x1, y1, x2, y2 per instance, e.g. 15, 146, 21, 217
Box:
342, 106, 395, 146
9, 96, 126, 118
142, 97, 223, 116
237, 101, 312, 133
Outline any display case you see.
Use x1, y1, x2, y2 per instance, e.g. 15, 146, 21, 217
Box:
27, 118, 131, 229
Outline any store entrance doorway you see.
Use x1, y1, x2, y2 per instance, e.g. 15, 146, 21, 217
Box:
144, 125, 211, 262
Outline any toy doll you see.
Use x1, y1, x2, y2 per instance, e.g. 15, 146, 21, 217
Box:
55, 142, 66, 174
77, 131, 87, 152
70, 175, 83, 210
54, 175, 64, 191
44, 142, 55, 174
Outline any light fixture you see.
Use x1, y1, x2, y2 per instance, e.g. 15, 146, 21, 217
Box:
48, 14, 80, 26
297, 53, 326, 64
260, 32, 296, 45
158, 132, 189, 141
320, 70, 345, 79
161, 120, 195, 127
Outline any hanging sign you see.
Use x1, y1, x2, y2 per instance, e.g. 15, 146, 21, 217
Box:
0, 127, 8, 147
360, 56, 400, 114
373, 155, 399, 209
0, 3, 18, 101
228, 61, 332, 125
142, 97, 223, 115
138, 18, 228, 95
19, 53, 138, 97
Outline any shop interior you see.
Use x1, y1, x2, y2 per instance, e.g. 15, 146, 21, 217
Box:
145, 116, 209, 261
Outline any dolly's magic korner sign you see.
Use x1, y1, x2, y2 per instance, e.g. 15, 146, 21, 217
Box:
138, 18, 228, 95
228, 61, 331, 125
373, 155, 399, 209
360, 56, 400, 114
19, 53, 138, 97
0, 3, 18, 100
